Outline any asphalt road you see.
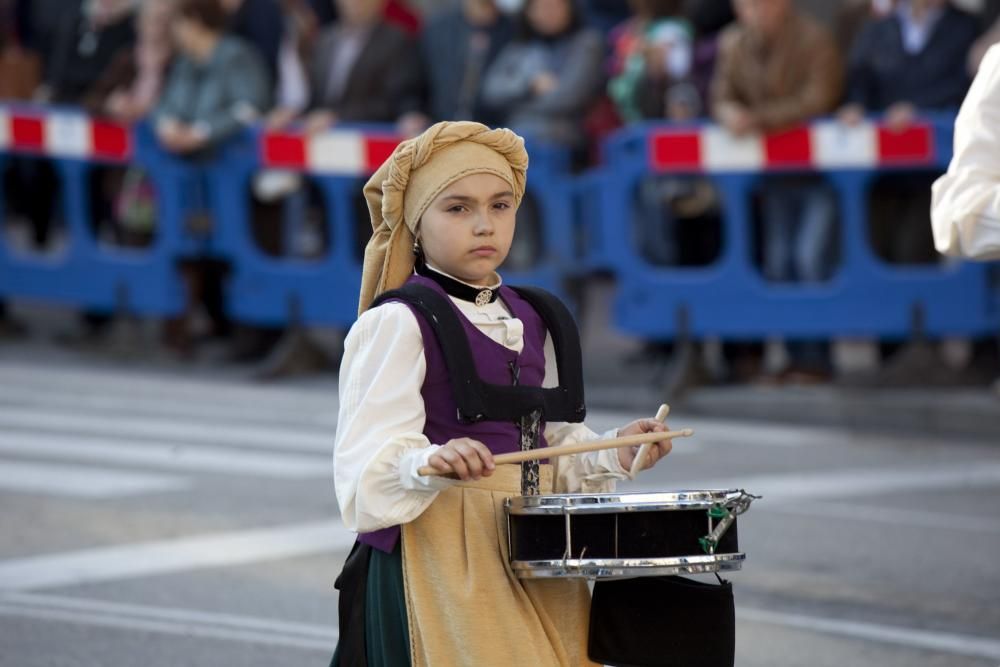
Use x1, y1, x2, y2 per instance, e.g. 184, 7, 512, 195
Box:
0, 355, 997, 667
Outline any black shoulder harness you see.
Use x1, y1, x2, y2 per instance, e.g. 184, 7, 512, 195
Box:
372, 283, 586, 424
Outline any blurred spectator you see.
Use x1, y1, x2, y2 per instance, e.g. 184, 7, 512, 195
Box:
580, 0, 632, 33
682, 0, 734, 106
41, 0, 137, 104
420, 0, 513, 125
841, 0, 978, 125
12, 0, 68, 63
0, 0, 41, 339
156, 0, 272, 356
712, 0, 842, 136
608, 0, 695, 124
308, 0, 337, 24
156, 0, 271, 155
271, 0, 321, 115
221, 0, 285, 84
481, 0, 605, 152
306, 0, 419, 33
711, 0, 843, 383
83, 0, 176, 123
269, 0, 423, 134
3, 0, 134, 277
80, 0, 176, 248
833, 0, 889, 56
608, 1, 705, 267
383, 0, 421, 33
0, 0, 41, 100
840, 0, 978, 266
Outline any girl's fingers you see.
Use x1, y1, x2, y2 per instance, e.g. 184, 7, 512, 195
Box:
456, 443, 484, 479
441, 448, 470, 479
466, 439, 496, 472
428, 456, 454, 474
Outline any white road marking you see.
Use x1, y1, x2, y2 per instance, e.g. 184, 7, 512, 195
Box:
644, 462, 1000, 500
0, 520, 356, 591
0, 431, 330, 479
0, 460, 188, 498
2, 591, 338, 639
0, 592, 337, 652
0, 384, 338, 430
765, 500, 1000, 534
739, 607, 1000, 660
0, 363, 335, 413
0, 406, 332, 452
3, 593, 998, 660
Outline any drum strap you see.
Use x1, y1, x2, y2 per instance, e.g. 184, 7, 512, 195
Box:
372, 283, 586, 425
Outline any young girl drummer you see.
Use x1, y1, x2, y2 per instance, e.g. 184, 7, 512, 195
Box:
332, 121, 674, 667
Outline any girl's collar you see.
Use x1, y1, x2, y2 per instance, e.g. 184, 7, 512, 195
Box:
415, 258, 502, 306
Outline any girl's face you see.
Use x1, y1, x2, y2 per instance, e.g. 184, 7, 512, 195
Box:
526, 0, 572, 37
418, 173, 517, 286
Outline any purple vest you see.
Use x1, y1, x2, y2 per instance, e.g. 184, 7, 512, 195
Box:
359, 275, 550, 552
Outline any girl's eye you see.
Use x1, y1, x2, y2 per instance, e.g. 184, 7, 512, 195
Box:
493, 202, 511, 210
447, 205, 467, 213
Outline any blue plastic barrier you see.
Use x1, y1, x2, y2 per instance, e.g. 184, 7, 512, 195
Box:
589, 115, 1000, 341
1, 105, 996, 345
0, 105, 188, 316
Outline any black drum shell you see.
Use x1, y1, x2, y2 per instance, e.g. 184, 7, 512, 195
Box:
508, 509, 739, 561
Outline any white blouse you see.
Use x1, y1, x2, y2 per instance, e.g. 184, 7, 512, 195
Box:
333, 272, 630, 534
930, 43, 1000, 261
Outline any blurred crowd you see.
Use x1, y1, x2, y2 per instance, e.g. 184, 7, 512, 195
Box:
1, 0, 999, 383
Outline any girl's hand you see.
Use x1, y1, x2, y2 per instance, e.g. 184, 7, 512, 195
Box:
427, 438, 496, 481
616, 419, 673, 472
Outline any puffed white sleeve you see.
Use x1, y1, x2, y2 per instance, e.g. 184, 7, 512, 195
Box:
540, 334, 631, 493
931, 44, 1000, 260
333, 303, 453, 533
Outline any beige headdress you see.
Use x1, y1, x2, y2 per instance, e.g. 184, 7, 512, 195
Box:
358, 121, 529, 315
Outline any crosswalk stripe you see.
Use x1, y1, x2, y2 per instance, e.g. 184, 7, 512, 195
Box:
0, 460, 189, 498
765, 500, 1000, 534
3, 591, 338, 640
739, 607, 1000, 660
0, 384, 338, 431
0, 519, 355, 591
0, 431, 330, 479
0, 599, 336, 652
0, 363, 336, 413
0, 406, 332, 452
635, 462, 1000, 500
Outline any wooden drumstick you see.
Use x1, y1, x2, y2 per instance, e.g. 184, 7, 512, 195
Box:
630, 403, 671, 477
416, 428, 694, 478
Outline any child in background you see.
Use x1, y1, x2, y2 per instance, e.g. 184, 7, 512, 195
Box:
608, 0, 695, 123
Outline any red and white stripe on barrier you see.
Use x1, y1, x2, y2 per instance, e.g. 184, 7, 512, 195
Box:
649, 121, 935, 173
0, 108, 132, 162
261, 130, 400, 175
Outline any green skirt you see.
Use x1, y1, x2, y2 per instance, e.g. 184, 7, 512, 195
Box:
331, 543, 411, 667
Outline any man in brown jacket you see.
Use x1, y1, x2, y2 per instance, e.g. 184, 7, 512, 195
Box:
711, 0, 842, 136
710, 0, 844, 382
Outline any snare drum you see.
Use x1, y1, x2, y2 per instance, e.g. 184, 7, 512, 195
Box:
505, 489, 755, 579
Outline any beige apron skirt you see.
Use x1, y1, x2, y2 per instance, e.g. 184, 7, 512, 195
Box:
400, 464, 598, 667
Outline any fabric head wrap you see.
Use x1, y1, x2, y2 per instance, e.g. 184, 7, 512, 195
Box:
358, 121, 529, 315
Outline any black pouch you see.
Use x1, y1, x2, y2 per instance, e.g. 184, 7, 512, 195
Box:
588, 575, 735, 667
332, 540, 372, 667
